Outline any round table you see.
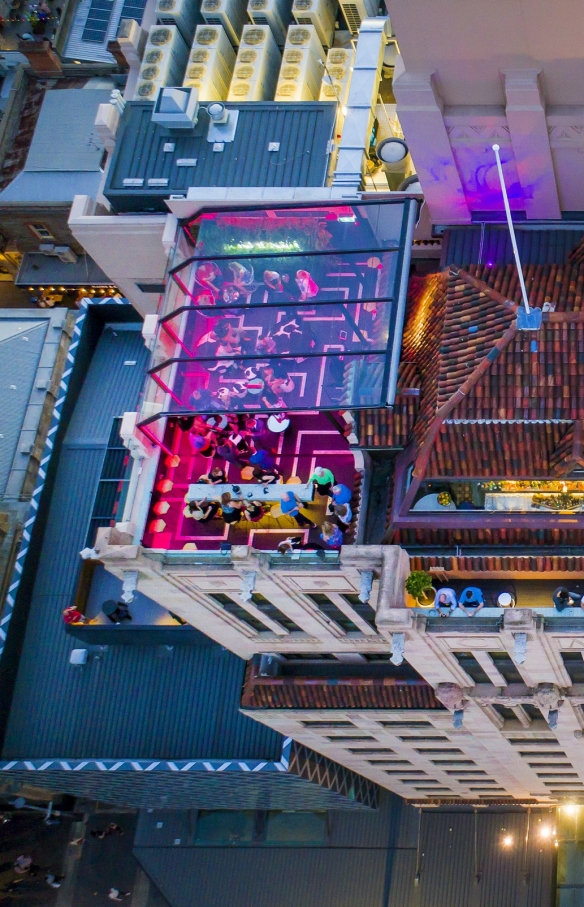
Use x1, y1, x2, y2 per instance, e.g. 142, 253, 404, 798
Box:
267, 415, 290, 433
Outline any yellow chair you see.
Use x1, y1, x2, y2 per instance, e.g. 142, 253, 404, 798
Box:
286, 476, 302, 485
240, 466, 254, 481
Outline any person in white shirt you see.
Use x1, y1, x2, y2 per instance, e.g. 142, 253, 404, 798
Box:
436, 588, 458, 617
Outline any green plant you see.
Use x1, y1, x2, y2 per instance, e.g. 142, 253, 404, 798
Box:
405, 570, 434, 601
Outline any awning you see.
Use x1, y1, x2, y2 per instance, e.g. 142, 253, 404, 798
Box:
16, 253, 111, 287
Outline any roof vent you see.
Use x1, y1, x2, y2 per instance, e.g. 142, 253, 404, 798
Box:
207, 101, 228, 124
152, 87, 199, 130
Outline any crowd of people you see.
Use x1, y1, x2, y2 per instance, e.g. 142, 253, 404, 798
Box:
181, 416, 353, 548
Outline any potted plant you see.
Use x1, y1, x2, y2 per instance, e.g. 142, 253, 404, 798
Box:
405, 570, 436, 608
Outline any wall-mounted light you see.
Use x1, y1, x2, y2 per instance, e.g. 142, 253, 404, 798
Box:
502, 834, 514, 848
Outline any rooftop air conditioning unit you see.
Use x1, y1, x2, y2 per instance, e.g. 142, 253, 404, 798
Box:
201, 0, 248, 46
291, 0, 336, 50
247, 0, 290, 46
155, 0, 202, 44
227, 24, 281, 101
274, 24, 324, 101
183, 25, 236, 99
319, 45, 354, 105
338, 0, 378, 34
133, 25, 189, 99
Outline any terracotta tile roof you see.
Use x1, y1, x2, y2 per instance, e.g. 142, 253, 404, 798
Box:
357, 361, 420, 448
411, 553, 584, 575
404, 262, 584, 480
427, 421, 565, 478
391, 526, 584, 548
357, 274, 446, 449
241, 665, 443, 710
549, 420, 584, 475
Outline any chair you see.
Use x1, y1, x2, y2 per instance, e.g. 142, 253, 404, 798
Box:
286, 475, 301, 484
153, 501, 170, 515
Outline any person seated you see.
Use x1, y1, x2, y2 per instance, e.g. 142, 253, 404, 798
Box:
296, 269, 319, 301
187, 500, 220, 522
252, 465, 281, 485
220, 493, 245, 525
198, 466, 227, 485
553, 586, 584, 611
228, 261, 255, 289
189, 431, 217, 458
281, 491, 316, 528
458, 586, 485, 617
264, 270, 283, 291
436, 588, 458, 618
101, 599, 132, 624
194, 261, 222, 296
62, 605, 88, 625
243, 501, 264, 522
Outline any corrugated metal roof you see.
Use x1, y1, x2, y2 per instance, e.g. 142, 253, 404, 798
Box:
0, 170, 103, 203
441, 225, 584, 268
2, 322, 280, 763
133, 802, 553, 907
13, 769, 372, 810
135, 846, 388, 907
104, 101, 337, 213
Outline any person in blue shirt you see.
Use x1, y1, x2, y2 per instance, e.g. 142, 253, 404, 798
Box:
281, 491, 316, 528
320, 521, 343, 549
331, 484, 352, 506
458, 586, 485, 617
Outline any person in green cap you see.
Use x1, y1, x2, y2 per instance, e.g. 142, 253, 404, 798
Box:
309, 466, 336, 497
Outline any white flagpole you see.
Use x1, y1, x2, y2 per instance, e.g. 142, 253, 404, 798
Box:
492, 143, 530, 315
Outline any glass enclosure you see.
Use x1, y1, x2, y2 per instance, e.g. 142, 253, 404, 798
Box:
142, 199, 415, 425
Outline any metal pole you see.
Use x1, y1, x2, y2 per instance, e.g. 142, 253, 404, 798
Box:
492, 143, 530, 314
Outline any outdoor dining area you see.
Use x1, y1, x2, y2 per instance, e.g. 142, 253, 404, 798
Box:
405, 570, 584, 616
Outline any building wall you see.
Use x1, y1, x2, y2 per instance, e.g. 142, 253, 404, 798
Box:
386, 0, 584, 222
97, 544, 409, 660
0, 205, 83, 255
68, 195, 169, 315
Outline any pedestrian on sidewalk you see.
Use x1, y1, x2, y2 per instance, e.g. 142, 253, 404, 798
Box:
108, 888, 131, 901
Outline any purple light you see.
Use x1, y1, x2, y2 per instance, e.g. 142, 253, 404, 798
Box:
486, 261, 494, 267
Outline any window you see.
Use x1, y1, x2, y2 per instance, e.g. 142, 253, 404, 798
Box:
384, 769, 426, 775
491, 704, 516, 721
431, 759, 476, 766
28, 223, 55, 240
508, 739, 562, 747
327, 734, 375, 741
307, 594, 361, 633
250, 593, 302, 632
302, 721, 355, 728
444, 770, 487, 775
136, 282, 166, 294
348, 747, 395, 754
452, 652, 491, 684
398, 736, 448, 742
488, 652, 524, 684
562, 652, 584, 683
342, 593, 377, 631
380, 721, 433, 729
209, 593, 270, 633
367, 759, 411, 765
415, 748, 463, 755
521, 704, 545, 721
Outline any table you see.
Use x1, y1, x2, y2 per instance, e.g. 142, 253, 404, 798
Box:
186, 482, 314, 504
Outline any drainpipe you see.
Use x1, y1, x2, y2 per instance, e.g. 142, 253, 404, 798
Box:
332, 17, 389, 193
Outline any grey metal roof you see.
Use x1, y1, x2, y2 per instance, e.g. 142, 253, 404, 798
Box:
26, 89, 109, 172
2, 320, 279, 764
0, 309, 68, 499
0, 170, 104, 203
104, 101, 337, 213
441, 225, 584, 268
133, 799, 554, 907
0, 88, 109, 204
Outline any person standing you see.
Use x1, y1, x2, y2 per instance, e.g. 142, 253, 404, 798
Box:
309, 467, 335, 497
320, 521, 343, 549
330, 484, 352, 507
